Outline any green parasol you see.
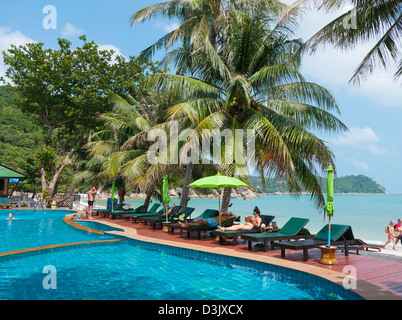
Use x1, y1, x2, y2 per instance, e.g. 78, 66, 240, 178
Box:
323, 164, 334, 247
162, 176, 171, 222
189, 173, 248, 224
110, 181, 116, 212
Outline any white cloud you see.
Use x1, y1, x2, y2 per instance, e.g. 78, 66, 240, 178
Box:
61, 22, 84, 38
153, 21, 179, 33
98, 44, 127, 63
347, 157, 370, 171
331, 127, 388, 155
0, 27, 35, 78
332, 127, 378, 146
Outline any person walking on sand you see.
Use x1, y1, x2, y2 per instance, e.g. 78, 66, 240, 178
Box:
87, 187, 97, 220
384, 220, 397, 251
394, 219, 402, 245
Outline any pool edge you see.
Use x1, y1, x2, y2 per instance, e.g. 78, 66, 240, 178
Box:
93, 219, 400, 301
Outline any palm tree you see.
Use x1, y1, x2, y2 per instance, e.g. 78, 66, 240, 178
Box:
80, 93, 151, 205
130, 0, 287, 61
149, 8, 347, 209
280, 0, 402, 84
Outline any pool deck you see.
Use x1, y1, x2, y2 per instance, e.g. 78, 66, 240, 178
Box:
86, 214, 402, 300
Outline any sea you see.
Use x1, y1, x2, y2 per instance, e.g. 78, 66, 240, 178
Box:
91, 194, 402, 245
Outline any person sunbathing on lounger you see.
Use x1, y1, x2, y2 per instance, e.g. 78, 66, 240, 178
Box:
217, 206, 262, 231
178, 211, 236, 228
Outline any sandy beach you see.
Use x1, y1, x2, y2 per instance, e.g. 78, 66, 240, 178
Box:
365, 245, 402, 261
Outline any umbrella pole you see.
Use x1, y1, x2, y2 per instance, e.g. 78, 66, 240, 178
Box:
327, 216, 331, 247
218, 188, 221, 225
162, 204, 169, 232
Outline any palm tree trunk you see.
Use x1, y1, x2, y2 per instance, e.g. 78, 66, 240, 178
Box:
179, 162, 194, 212
221, 187, 232, 212
143, 187, 153, 212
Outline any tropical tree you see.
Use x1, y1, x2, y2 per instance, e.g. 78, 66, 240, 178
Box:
130, 0, 287, 61
281, 0, 402, 84
148, 6, 347, 209
2, 37, 157, 203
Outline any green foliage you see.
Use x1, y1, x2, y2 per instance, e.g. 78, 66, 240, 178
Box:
0, 86, 44, 193
249, 175, 385, 194
332, 175, 385, 194
1, 37, 159, 197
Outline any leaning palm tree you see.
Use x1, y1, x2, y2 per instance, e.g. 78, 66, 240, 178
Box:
280, 0, 402, 84
149, 9, 347, 209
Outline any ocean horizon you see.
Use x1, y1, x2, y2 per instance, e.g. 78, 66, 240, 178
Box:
91, 193, 402, 245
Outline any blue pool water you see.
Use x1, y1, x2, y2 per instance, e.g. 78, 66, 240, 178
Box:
0, 240, 362, 300
75, 220, 124, 233
0, 209, 362, 300
0, 210, 118, 253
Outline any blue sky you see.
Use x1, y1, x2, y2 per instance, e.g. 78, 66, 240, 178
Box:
1, 0, 402, 193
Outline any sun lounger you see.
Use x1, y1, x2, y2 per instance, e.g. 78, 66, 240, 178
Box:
240, 217, 312, 252
167, 209, 220, 234
0, 197, 15, 209
120, 203, 161, 222
137, 205, 182, 225
180, 216, 241, 240
354, 239, 384, 252
211, 215, 276, 245
102, 204, 148, 219
149, 207, 195, 229
272, 224, 356, 261
95, 203, 125, 216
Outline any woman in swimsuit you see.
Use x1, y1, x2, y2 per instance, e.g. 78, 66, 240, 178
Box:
384, 220, 397, 250
217, 207, 262, 231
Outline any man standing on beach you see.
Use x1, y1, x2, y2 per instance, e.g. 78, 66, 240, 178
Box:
87, 187, 97, 220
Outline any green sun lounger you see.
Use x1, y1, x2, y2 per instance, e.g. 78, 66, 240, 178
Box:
95, 203, 125, 216
181, 216, 241, 240
121, 203, 161, 222
137, 205, 182, 225
211, 215, 275, 246
272, 224, 356, 261
149, 207, 195, 229
104, 204, 147, 219
0, 197, 15, 209
167, 209, 220, 234
241, 217, 312, 252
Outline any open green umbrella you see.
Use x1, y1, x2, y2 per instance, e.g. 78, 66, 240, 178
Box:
189, 173, 248, 224
110, 181, 116, 212
323, 164, 334, 247
162, 176, 171, 223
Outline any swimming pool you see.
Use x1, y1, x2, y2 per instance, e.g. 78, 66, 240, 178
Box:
0, 210, 363, 300
0, 240, 362, 300
0, 209, 118, 253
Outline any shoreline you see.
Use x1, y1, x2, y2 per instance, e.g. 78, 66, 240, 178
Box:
79, 191, 396, 201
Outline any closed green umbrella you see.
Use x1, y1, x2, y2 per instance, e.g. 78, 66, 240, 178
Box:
110, 181, 116, 212
189, 173, 249, 224
162, 176, 171, 223
323, 164, 334, 247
